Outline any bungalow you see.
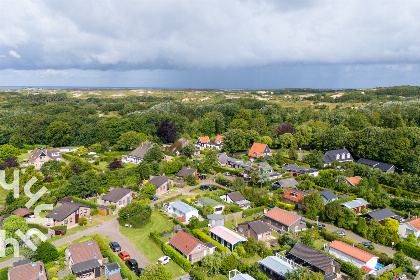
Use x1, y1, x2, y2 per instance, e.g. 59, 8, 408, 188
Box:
176, 167, 197, 179
122, 141, 152, 164
361, 208, 403, 224
259, 253, 299, 280
357, 158, 396, 173
197, 136, 210, 150
287, 242, 341, 275
272, 178, 299, 190
196, 197, 225, 214
28, 147, 63, 169
209, 226, 246, 251
208, 214, 225, 227
325, 240, 379, 270
45, 202, 90, 228
11, 208, 34, 218
263, 207, 306, 233
344, 176, 362, 187
220, 191, 251, 209
168, 230, 213, 263
282, 163, 319, 177
281, 188, 308, 210
248, 143, 271, 160
149, 176, 173, 195
8, 260, 47, 280
244, 162, 282, 180
238, 220, 272, 242
100, 187, 132, 209
167, 201, 199, 223
66, 240, 103, 278
323, 148, 354, 166
398, 217, 420, 238
341, 198, 369, 214
320, 189, 338, 204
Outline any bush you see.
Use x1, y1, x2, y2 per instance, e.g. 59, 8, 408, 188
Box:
220, 254, 238, 274
149, 232, 164, 246
118, 203, 152, 228
0, 267, 10, 280
28, 223, 49, 234
72, 196, 100, 208
192, 229, 227, 252
162, 244, 191, 272
243, 206, 265, 216
36, 241, 59, 263
185, 174, 198, 186
190, 266, 207, 280
212, 165, 242, 175
341, 261, 365, 279
399, 241, 420, 261
90, 208, 98, 216
51, 225, 67, 231
214, 173, 233, 187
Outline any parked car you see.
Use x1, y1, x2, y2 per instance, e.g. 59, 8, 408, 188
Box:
134, 267, 145, 276
118, 251, 130, 261
157, 256, 171, 265
54, 229, 66, 236
415, 266, 420, 271
200, 185, 209, 190
126, 259, 138, 270
209, 186, 218, 191
150, 194, 158, 201
317, 223, 325, 230
109, 242, 121, 252
223, 172, 230, 176
335, 230, 346, 237
360, 242, 374, 250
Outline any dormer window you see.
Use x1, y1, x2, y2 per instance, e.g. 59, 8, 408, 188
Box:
341, 153, 345, 159
254, 152, 258, 157
93, 253, 97, 258
198, 246, 201, 250
336, 154, 340, 160
347, 153, 350, 159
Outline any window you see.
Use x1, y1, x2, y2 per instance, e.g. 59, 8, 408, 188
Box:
347, 153, 350, 159
198, 246, 201, 250
84, 209, 87, 213
295, 226, 298, 231
64, 220, 68, 225
258, 234, 262, 239
341, 153, 345, 159
70, 218, 72, 223
336, 154, 340, 160
119, 201, 122, 205
123, 200, 125, 204
239, 228, 243, 233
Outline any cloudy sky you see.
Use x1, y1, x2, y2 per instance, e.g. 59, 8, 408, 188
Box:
1, 0, 420, 89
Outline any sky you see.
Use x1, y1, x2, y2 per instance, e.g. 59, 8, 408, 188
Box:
1, 0, 420, 89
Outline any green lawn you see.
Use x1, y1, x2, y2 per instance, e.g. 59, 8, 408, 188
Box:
242, 254, 263, 264
17, 152, 30, 163
224, 215, 258, 229
162, 195, 194, 204
49, 220, 101, 242
313, 238, 328, 250
119, 210, 185, 278
190, 188, 229, 197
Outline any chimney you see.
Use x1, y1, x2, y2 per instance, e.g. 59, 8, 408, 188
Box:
39, 264, 43, 276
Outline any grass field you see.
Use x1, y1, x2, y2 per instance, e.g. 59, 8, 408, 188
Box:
119, 210, 186, 279
49, 220, 101, 242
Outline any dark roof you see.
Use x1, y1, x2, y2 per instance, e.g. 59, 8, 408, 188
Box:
9, 261, 47, 280
71, 259, 101, 274
104, 262, 120, 271
127, 141, 152, 159
287, 188, 307, 195
205, 242, 217, 249
102, 187, 131, 203
273, 178, 299, 188
58, 197, 73, 203
282, 163, 318, 174
324, 273, 339, 280
323, 148, 353, 164
149, 176, 172, 188
239, 220, 271, 234
227, 191, 247, 202
288, 242, 336, 272
362, 208, 398, 222
356, 158, 395, 172
98, 205, 109, 210
67, 240, 103, 265
320, 190, 338, 201
13, 259, 31, 267
46, 202, 86, 222
176, 167, 197, 177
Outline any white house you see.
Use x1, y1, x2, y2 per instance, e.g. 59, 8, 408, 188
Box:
167, 201, 199, 222
60, 147, 79, 153
220, 191, 251, 209
398, 217, 420, 238
326, 241, 379, 270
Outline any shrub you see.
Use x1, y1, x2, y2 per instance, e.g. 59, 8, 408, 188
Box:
192, 229, 227, 252
190, 266, 207, 280
341, 261, 365, 279
28, 223, 48, 234
399, 241, 420, 261
118, 203, 152, 228
220, 254, 238, 274
162, 244, 191, 272
51, 225, 67, 231
243, 206, 265, 216
36, 241, 59, 263
72, 196, 100, 208
0, 267, 9, 280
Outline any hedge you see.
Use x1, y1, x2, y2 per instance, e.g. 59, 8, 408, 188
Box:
0, 267, 10, 280
243, 206, 265, 216
280, 158, 310, 167
192, 229, 227, 252
276, 201, 296, 211
380, 184, 420, 200
150, 232, 164, 246
190, 266, 208, 280
162, 244, 192, 272
92, 235, 132, 279
72, 196, 115, 210
336, 195, 357, 204
341, 261, 365, 279
50, 225, 67, 231
212, 165, 242, 175
197, 219, 210, 228
28, 223, 49, 234
399, 241, 420, 261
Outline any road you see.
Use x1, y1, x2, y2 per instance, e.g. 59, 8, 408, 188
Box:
0, 218, 150, 270
305, 218, 420, 266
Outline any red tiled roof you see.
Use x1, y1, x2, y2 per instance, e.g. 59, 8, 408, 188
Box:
248, 143, 268, 158
199, 136, 210, 143
282, 189, 307, 203
169, 231, 205, 256
8, 261, 47, 280
264, 207, 300, 226
108, 273, 123, 280
67, 240, 103, 264
408, 217, 420, 230
329, 241, 377, 263
11, 208, 34, 217
215, 135, 224, 142
346, 176, 362, 186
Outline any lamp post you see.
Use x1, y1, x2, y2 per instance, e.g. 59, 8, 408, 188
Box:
316, 216, 319, 225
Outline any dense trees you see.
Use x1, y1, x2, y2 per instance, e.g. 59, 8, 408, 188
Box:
46, 121, 71, 147
118, 203, 152, 228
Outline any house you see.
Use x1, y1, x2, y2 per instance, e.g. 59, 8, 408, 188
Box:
263, 207, 306, 233
244, 162, 282, 180
272, 178, 299, 190
320, 190, 338, 204
11, 208, 34, 218
176, 167, 198, 179
167, 138, 189, 156
230, 273, 256, 280
323, 148, 354, 166
149, 176, 174, 195
100, 187, 132, 209
237, 220, 272, 242
27, 147, 63, 169
344, 176, 362, 187
168, 230, 213, 263
104, 262, 121, 276
122, 141, 152, 164
341, 198, 369, 214
167, 201, 199, 223
215, 135, 224, 144
281, 188, 308, 210
196, 197, 225, 214
197, 136, 210, 150
325, 240, 379, 270
218, 152, 230, 167
282, 163, 319, 177
220, 191, 251, 209
8, 260, 47, 280
287, 242, 341, 275
248, 143, 271, 160
66, 240, 103, 278
357, 158, 396, 173
208, 214, 224, 227
45, 202, 90, 228
361, 208, 403, 224
60, 147, 79, 153
209, 226, 246, 251
258, 254, 299, 280
398, 217, 420, 238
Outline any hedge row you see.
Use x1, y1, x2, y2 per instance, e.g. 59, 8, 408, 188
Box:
28, 223, 49, 234
212, 165, 242, 175
336, 195, 357, 204
380, 184, 420, 200
341, 261, 365, 279
198, 219, 210, 228
92, 235, 132, 279
243, 206, 265, 216
159, 193, 182, 204
72, 196, 115, 210
277, 202, 296, 211
280, 158, 310, 167
162, 244, 192, 272
50, 225, 67, 231
192, 229, 227, 252
399, 241, 420, 261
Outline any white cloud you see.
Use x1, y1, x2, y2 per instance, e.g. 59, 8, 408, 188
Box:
8, 50, 20, 59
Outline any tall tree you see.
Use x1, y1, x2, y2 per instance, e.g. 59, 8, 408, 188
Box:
117, 131, 147, 150
138, 264, 171, 280
46, 121, 71, 147
157, 119, 178, 143
40, 160, 62, 178
0, 144, 20, 161
144, 144, 164, 163
275, 122, 294, 136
